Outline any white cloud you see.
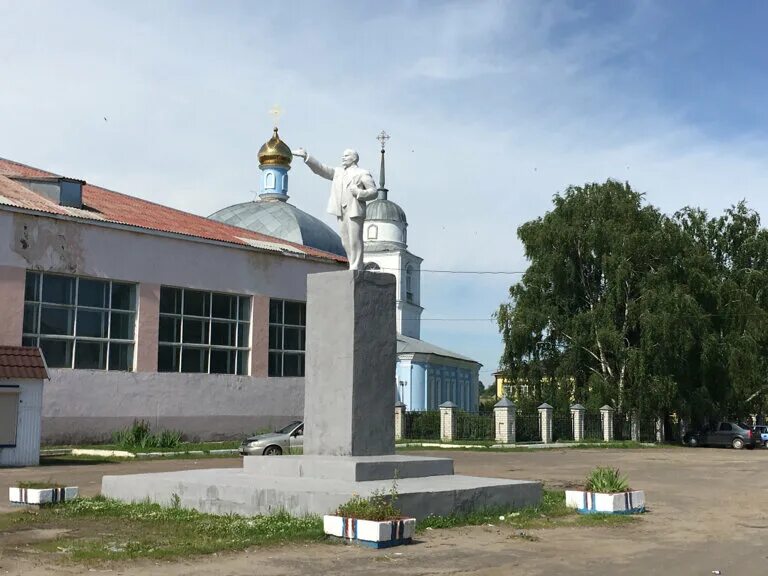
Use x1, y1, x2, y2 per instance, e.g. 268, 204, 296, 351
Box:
2, 0, 768, 375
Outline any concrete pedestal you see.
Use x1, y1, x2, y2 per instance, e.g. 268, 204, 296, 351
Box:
101, 271, 542, 519
102, 463, 541, 520
304, 271, 396, 456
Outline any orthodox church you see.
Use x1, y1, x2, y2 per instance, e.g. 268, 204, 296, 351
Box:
211, 128, 480, 412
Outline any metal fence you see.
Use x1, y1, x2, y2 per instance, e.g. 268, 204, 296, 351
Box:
404, 411, 440, 440
584, 412, 603, 440
456, 412, 494, 441
552, 413, 573, 442
516, 412, 542, 442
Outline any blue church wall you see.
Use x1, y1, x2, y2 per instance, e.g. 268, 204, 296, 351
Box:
397, 358, 478, 412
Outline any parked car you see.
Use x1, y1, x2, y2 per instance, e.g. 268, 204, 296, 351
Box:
754, 425, 768, 447
683, 422, 758, 449
239, 421, 304, 456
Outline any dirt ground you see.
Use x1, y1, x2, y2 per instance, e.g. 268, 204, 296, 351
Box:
2, 447, 768, 575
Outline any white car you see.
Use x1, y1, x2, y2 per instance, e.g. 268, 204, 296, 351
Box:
239, 421, 304, 456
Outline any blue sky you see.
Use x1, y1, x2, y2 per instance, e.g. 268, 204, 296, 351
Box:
2, 1, 768, 382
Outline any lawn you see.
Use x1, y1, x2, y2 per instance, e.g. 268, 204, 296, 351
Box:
0, 491, 637, 563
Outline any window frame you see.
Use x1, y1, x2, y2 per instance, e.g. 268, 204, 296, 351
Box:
268, 298, 306, 377
157, 287, 251, 376
22, 271, 136, 371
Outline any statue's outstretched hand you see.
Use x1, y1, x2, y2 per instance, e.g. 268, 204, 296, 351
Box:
292, 148, 307, 159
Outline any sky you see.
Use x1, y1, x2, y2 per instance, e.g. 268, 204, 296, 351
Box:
2, 0, 768, 383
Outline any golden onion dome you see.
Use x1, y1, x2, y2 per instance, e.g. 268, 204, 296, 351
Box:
258, 127, 293, 168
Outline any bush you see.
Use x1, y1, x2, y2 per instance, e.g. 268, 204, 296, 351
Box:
584, 466, 629, 493
111, 420, 183, 450
334, 479, 400, 521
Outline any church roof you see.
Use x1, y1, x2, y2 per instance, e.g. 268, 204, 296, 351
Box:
366, 198, 407, 223
397, 334, 481, 365
209, 200, 346, 257
0, 157, 346, 264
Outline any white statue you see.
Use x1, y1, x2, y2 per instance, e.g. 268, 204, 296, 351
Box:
292, 147, 378, 271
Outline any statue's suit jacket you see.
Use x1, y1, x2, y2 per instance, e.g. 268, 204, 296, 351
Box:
304, 155, 378, 219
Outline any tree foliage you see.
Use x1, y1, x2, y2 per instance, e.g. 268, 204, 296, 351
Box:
497, 180, 768, 423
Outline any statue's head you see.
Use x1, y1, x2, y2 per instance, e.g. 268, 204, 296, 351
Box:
341, 149, 359, 168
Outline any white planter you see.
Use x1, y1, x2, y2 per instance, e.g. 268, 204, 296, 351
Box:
9, 486, 78, 505
565, 489, 645, 514
323, 515, 416, 548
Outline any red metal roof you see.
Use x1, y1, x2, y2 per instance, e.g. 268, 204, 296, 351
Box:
0, 346, 48, 380
0, 157, 347, 265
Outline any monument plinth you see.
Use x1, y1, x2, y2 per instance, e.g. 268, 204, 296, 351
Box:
102, 270, 541, 520
304, 270, 395, 456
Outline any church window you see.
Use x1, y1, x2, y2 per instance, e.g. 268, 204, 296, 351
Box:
364, 262, 380, 272
281, 173, 288, 192
367, 224, 378, 240
158, 287, 251, 375
268, 299, 306, 377
22, 271, 136, 371
405, 264, 414, 303
265, 172, 275, 190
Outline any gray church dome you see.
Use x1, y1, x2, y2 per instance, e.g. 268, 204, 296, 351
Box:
209, 200, 346, 257
366, 198, 407, 223
208, 128, 346, 258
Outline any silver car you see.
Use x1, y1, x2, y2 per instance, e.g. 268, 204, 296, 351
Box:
239, 421, 304, 456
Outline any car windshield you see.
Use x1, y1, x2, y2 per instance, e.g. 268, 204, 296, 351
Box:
275, 421, 301, 434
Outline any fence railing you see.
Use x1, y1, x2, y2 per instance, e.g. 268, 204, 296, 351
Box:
400, 406, 668, 445
404, 411, 440, 440
516, 412, 542, 443
456, 412, 494, 441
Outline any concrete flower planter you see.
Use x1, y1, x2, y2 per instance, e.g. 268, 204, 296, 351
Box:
565, 489, 645, 514
323, 515, 416, 548
9, 486, 78, 506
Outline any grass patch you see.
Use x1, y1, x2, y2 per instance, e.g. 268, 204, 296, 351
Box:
397, 440, 664, 453
0, 497, 323, 562
43, 441, 241, 454
14, 481, 65, 489
417, 490, 637, 531
0, 491, 638, 563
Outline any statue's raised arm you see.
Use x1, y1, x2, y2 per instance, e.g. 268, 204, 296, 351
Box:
294, 147, 376, 271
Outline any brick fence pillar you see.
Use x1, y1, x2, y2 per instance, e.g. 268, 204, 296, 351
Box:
440, 401, 457, 442
494, 397, 516, 444
538, 403, 553, 444
394, 401, 406, 441
570, 404, 586, 442
600, 405, 614, 442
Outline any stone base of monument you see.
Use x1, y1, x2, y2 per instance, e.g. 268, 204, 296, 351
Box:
102, 271, 541, 520
101, 455, 541, 520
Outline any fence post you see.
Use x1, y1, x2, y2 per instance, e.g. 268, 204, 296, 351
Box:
494, 397, 516, 444
600, 405, 614, 442
439, 401, 457, 442
394, 401, 406, 441
538, 403, 553, 444
655, 416, 665, 444
630, 412, 640, 442
570, 404, 586, 442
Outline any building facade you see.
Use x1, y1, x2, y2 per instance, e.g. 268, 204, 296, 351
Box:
362, 143, 481, 412
0, 147, 344, 443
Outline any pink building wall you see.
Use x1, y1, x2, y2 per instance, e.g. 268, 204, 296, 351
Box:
0, 210, 343, 440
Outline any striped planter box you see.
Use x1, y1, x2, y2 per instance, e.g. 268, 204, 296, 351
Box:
565, 489, 645, 514
323, 515, 416, 548
9, 486, 78, 506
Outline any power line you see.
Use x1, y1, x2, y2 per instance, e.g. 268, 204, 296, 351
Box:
374, 267, 525, 275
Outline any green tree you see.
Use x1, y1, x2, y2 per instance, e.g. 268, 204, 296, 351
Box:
496, 180, 701, 415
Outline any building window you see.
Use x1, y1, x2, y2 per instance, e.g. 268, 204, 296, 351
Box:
268, 299, 305, 377
367, 224, 378, 240
265, 172, 275, 190
158, 287, 250, 375
364, 262, 380, 272
405, 264, 414, 303
22, 271, 136, 371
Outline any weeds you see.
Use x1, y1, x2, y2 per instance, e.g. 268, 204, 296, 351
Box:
584, 467, 629, 493
111, 420, 184, 450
